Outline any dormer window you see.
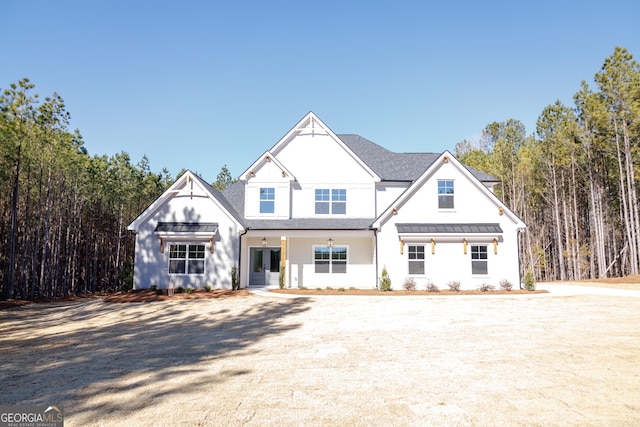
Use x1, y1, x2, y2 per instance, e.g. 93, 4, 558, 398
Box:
260, 187, 275, 213
315, 188, 346, 215
438, 180, 454, 209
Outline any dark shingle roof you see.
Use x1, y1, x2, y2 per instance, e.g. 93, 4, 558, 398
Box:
244, 218, 374, 230
337, 134, 499, 183
396, 223, 503, 234
156, 222, 218, 233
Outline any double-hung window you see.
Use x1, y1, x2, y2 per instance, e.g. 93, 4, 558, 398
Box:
438, 180, 454, 209
260, 187, 275, 213
314, 246, 347, 273
408, 245, 425, 275
169, 244, 205, 274
471, 245, 488, 274
315, 188, 346, 214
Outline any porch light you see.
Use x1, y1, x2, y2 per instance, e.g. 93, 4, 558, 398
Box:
262, 237, 267, 247
327, 238, 334, 248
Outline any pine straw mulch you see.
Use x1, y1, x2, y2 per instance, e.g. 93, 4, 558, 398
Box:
270, 288, 548, 296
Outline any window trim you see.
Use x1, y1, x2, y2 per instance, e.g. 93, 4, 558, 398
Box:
313, 245, 348, 274
260, 187, 275, 214
437, 180, 454, 209
407, 244, 426, 275
471, 244, 488, 275
315, 188, 347, 215
169, 243, 206, 275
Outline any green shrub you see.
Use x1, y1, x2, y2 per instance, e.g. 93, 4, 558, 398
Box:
379, 266, 392, 291
338, 287, 345, 292
300, 286, 307, 290
204, 284, 212, 292
231, 265, 239, 290
403, 277, 416, 291
155, 288, 163, 296
176, 286, 184, 294
150, 284, 158, 292
185, 286, 193, 294
326, 286, 333, 290
120, 282, 133, 293
524, 269, 536, 291
349, 287, 356, 290
316, 287, 322, 291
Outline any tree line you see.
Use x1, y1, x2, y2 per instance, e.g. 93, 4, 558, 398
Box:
0, 79, 174, 299
457, 46, 640, 281
1, 46, 637, 299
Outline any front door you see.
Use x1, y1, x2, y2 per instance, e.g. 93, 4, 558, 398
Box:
250, 248, 281, 286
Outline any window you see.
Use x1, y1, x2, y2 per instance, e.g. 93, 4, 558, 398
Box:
315, 189, 330, 214
438, 180, 454, 209
315, 188, 346, 214
314, 246, 347, 273
471, 245, 488, 274
169, 244, 205, 274
260, 187, 275, 213
408, 245, 425, 275
332, 189, 346, 214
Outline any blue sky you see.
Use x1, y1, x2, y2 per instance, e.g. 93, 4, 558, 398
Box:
2, 1, 639, 183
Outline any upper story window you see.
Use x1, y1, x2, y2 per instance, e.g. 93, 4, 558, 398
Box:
260, 187, 275, 213
408, 245, 425, 275
169, 244, 205, 275
314, 246, 347, 273
438, 180, 454, 209
315, 188, 346, 215
471, 245, 488, 274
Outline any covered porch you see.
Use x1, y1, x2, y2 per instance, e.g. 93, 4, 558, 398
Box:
241, 229, 376, 289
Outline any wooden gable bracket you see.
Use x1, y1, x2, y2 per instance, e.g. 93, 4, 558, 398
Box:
209, 237, 214, 253
281, 170, 286, 178
250, 170, 255, 177
493, 238, 498, 254
499, 207, 504, 215
463, 238, 467, 254
399, 238, 404, 254
443, 155, 449, 163
392, 207, 398, 215
159, 237, 164, 253
431, 238, 435, 254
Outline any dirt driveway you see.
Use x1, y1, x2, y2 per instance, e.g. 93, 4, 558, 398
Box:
1, 290, 639, 426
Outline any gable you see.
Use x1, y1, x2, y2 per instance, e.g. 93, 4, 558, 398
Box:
267, 112, 379, 183
374, 151, 525, 230
128, 170, 243, 232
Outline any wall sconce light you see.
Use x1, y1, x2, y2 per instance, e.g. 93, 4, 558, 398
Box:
327, 238, 334, 248
262, 237, 267, 247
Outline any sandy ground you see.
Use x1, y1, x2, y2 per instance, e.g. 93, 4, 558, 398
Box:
1, 287, 640, 426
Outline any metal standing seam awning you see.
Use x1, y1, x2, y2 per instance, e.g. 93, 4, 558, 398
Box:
395, 223, 504, 254
154, 222, 219, 253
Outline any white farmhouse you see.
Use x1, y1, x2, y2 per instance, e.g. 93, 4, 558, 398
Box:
128, 112, 526, 291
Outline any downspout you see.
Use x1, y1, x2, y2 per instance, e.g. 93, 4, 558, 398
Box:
374, 228, 379, 289
238, 228, 248, 289
517, 228, 523, 289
